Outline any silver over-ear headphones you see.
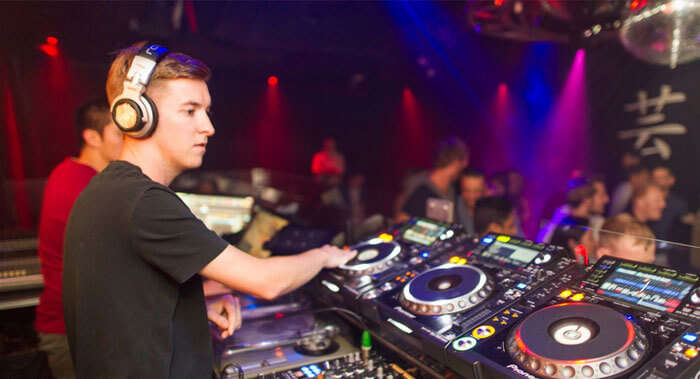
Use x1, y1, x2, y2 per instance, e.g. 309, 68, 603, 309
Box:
111, 44, 169, 138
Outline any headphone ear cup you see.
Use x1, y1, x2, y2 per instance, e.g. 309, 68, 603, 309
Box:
139, 94, 159, 138
112, 99, 144, 133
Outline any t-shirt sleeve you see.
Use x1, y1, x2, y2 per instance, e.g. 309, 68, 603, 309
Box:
130, 188, 228, 284
401, 186, 431, 218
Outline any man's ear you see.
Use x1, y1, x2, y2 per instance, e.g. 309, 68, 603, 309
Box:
82, 129, 102, 148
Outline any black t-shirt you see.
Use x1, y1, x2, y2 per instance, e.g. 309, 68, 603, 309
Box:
550, 215, 589, 249
649, 191, 690, 242
401, 183, 442, 218
63, 161, 228, 378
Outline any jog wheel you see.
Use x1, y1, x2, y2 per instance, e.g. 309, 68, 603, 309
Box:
399, 264, 493, 316
338, 239, 402, 277
506, 303, 649, 379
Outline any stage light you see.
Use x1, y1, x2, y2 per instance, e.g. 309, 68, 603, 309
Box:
498, 83, 507, 96
630, 0, 647, 10
267, 76, 278, 86
39, 44, 58, 57
46, 36, 58, 45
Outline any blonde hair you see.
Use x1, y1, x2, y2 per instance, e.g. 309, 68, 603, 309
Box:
106, 42, 211, 104
598, 213, 655, 250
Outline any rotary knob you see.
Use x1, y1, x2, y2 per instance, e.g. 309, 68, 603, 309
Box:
690, 288, 700, 305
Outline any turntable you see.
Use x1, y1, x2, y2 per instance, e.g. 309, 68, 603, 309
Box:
338, 239, 402, 277
446, 256, 700, 378
314, 217, 475, 311
364, 234, 579, 364
399, 264, 493, 316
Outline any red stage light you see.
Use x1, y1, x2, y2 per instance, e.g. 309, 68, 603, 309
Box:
267, 76, 278, 86
46, 36, 58, 45
630, 0, 647, 11
39, 44, 58, 57
498, 83, 507, 95
494, 0, 505, 6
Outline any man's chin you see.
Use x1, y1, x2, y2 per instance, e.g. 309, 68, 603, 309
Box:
181, 158, 204, 171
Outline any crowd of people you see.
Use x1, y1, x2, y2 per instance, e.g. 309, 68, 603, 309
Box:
381, 139, 698, 268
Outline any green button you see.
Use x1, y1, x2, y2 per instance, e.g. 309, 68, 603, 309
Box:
678, 274, 699, 283
638, 266, 656, 273
620, 262, 638, 269
657, 270, 677, 278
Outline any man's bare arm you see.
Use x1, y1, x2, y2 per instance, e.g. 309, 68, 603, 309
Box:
199, 244, 355, 300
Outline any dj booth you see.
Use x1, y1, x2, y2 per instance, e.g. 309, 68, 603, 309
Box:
210, 215, 700, 379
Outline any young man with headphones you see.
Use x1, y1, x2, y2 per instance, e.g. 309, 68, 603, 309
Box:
35, 98, 123, 379
62, 43, 355, 378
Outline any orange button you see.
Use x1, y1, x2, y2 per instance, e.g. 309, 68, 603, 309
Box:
450, 256, 460, 264
458, 258, 467, 265
559, 290, 572, 298
570, 293, 584, 302
685, 348, 698, 359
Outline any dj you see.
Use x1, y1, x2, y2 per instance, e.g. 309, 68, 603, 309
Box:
63, 43, 356, 378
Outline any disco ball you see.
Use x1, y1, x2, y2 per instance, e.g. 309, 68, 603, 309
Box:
620, 0, 700, 68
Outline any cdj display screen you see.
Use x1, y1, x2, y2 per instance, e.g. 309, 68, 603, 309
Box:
479, 241, 540, 269
598, 267, 694, 313
176, 193, 254, 236
401, 219, 447, 246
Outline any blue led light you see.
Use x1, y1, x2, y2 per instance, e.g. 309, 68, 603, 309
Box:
482, 237, 494, 244
309, 364, 321, 374
625, 314, 634, 321
683, 333, 698, 343
421, 251, 430, 258
516, 283, 527, 290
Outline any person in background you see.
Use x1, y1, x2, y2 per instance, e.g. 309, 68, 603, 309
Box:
537, 177, 595, 243
649, 164, 693, 242
588, 175, 610, 234
609, 164, 649, 216
621, 150, 642, 171
35, 98, 123, 379
507, 170, 530, 233
397, 137, 468, 222
455, 168, 486, 235
627, 184, 667, 227
691, 208, 700, 270
593, 213, 656, 264
311, 137, 346, 186
473, 196, 518, 237
487, 171, 528, 236
487, 172, 508, 197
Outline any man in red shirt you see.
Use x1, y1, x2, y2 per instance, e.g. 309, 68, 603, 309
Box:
35, 98, 123, 379
311, 137, 345, 185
